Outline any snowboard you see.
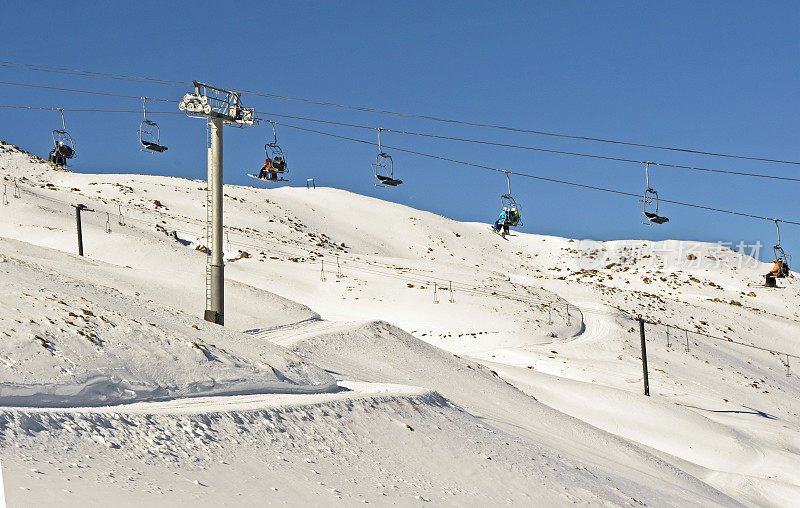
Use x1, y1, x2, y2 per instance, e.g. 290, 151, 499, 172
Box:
247, 174, 288, 183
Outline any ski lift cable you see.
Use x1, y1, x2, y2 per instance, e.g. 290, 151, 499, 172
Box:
0, 61, 187, 87
252, 111, 800, 183
1, 98, 798, 225
0, 80, 176, 103
0, 105, 181, 114
1, 66, 800, 167
640, 318, 800, 360
2, 89, 800, 182
268, 120, 800, 227
245, 95, 800, 167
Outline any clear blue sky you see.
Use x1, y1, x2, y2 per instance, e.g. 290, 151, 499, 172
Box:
2, 1, 798, 262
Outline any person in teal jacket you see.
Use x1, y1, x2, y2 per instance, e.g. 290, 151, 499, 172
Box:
493, 210, 510, 236
492, 208, 521, 237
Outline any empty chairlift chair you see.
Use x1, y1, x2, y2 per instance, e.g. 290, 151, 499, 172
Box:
373, 128, 402, 187
139, 97, 168, 153
641, 163, 669, 225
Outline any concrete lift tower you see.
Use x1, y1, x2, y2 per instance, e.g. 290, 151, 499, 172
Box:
179, 81, 257, 325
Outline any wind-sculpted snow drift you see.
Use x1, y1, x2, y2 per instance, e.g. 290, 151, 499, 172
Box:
0, 248, 336, 407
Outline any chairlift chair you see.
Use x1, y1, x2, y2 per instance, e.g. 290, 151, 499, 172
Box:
49, 109, 76, 167
374, 152, 402, 187
265, 121, 288, 174
374, 128, 402, 187
642, 188, 669, 224
774, 245, 790, 277
641, 163, 669, 225
772, 219, 791, 277
265, 145, 287, 174
249, 122, 289, 183
249, 155, 288, 183
139, 98, 168, 153
499, 171, 522, 227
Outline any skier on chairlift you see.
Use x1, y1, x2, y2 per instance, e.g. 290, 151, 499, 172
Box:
492, 207, 520, 238
48, 146, 62, 167
48, 141, 72, 167
494, 210, 511, 237
492, 172, 522, 237
764, 257, 790, 287
763, 220, 791, 285
765, 259, 783, 287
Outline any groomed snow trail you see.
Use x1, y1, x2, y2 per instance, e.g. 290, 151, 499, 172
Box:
264, 319, 738, 506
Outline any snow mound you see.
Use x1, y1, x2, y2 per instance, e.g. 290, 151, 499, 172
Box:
253, 319, 737, 505
0, 381, 730, 507
0, 243, 335, 407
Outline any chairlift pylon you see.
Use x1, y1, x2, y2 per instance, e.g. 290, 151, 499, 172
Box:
48, 108, 76, 167
641, 162, 669, 225
373, 128, 402, 187
139, 97, 168, 153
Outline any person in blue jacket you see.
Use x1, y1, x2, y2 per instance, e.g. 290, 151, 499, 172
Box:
492, 208, 520, 237
493, 210, 510, 236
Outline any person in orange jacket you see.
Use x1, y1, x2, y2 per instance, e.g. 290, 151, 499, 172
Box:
765, 259, 783, 287
258, 158, 275, 180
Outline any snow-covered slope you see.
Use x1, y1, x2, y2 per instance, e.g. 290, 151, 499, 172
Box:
0, 240, 334, 407
1, 141, 798, 506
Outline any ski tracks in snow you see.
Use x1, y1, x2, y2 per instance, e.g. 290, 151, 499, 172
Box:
245, 318, 364, 348
568, 300, 617, 344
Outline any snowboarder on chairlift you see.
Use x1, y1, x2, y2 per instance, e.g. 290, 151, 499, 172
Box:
272, 155, 286, 173
258, 158, 275, 180
57, 141, 73, 159
48, 141, 70, 167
